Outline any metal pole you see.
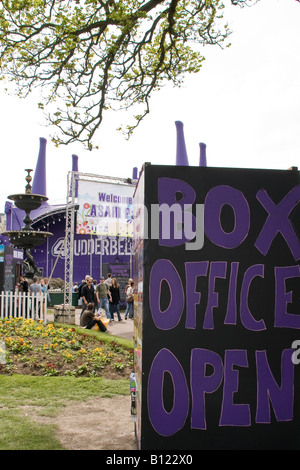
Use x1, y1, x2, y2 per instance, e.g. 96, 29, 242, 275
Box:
63, 171, 76, 323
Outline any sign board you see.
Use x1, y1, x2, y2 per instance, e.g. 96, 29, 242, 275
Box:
32, 228, 133, 285
31, 176, 135, 284
76, 179, 134, 237
133, 164, 300, 450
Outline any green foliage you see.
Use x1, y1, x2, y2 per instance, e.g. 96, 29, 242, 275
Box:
0, 374, 129, 450
0, 0, 256, 148
0, 317, 133, 377
0, 318, 132, 449
0, 374, 129, 405
0, 408, 64, 450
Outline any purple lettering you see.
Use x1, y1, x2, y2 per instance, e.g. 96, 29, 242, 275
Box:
185, 261, 209, 329
274, 265, 300, 329
148, 348, 189, 436
255, 186, 300, 260
204, 185, 250, 249
147, 348, 296, 434
190, 348, 223, 430
149, 259, 184, 330
224, 262, 239, 325
203, 262, 227, 329
219, 350, 250, 426
240, 264, 266, 331
158, 177, 196, 247
256, 349, 294, 423
90, 204, 96, 217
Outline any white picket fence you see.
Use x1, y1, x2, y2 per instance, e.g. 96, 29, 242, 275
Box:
0, 291, 48, 324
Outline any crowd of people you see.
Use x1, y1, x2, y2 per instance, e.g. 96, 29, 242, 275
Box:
15, 275, 51, 320
16, 273, 135, 330
77, 273, 135, 331
19, 275, 50, 300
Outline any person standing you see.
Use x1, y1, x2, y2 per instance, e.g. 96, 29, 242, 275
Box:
124, 278, 133, 298
109, 278, 121, 321
81, 277, 95, 314
40, 279, 46, 293
30, 277, 41, 294
19, 275, 28, 293
124, 281, 134, 320
96, 277, 112, 319
77, 279, 86, 306
41, 278, 50, 300
30, 277, 42, 320
104, 273, 112, 288
19, 275, 29, 317
72, 282, 78, 293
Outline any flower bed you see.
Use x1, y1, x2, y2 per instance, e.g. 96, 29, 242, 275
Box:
0, 318, 133, 379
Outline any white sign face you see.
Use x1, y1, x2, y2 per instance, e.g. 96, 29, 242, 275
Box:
76, 180, 134, 237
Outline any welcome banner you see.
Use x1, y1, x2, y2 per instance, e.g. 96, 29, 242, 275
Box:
76, 179, 134, 237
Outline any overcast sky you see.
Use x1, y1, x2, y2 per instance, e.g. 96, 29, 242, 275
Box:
1, 0, 300, 211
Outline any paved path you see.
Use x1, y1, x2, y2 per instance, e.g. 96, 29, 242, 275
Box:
106, 317, 134, 340
74, 308, 134, 340
48, 307, 134, 340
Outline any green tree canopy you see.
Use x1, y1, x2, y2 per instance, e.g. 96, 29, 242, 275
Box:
0, 0, 255, 149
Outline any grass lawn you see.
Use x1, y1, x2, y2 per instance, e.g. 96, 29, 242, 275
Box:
0, 317, 133, 450
0, 373, 130, 450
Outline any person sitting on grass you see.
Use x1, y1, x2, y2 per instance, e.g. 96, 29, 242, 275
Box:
80, 303, 107, 332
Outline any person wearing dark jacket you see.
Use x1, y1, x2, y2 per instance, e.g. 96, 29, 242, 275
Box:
109, 278, 122, 321
80, 277, 95, 315
19, 275, 29, 317
77, 279, 86, 306
20, 275, 29, 293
